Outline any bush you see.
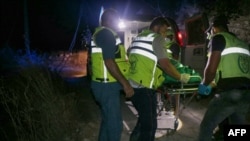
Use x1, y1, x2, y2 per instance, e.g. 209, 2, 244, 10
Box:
0, 66, 82, 141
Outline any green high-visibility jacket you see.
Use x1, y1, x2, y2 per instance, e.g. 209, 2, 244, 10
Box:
91, 27, 129, 83
127, 29, 165, 89
213, 32, 250, 83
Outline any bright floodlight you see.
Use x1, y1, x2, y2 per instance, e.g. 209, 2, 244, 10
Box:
118, 20, 126, 29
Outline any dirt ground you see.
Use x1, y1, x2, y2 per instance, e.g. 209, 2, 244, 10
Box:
72, 77, 250, 141
70, 78, 208, 141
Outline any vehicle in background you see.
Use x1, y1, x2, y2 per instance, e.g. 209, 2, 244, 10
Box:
118, 14, 209, 76
181, 13, 209, 76
117, 16, 183, 54
165, 17, 184, 48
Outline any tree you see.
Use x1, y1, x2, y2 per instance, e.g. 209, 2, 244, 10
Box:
199, 0, 250, 20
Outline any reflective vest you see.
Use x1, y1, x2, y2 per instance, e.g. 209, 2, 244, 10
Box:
213, 32, 250, 83
127, 29, 165, 89
91, 27, 129, 83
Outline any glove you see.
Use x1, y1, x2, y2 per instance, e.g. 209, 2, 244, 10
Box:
180, 73, 190, 84
198, 83, 212, 95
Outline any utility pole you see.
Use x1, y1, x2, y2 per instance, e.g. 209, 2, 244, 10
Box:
23, 0, 31, 57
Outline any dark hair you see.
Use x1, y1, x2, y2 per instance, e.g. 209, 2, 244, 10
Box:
214, 24, 229, 32
212, 15, 229, 32
149, 17, 169, 29
100, 8, 118, 26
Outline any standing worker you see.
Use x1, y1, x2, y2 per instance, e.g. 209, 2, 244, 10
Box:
90, 8, 134, 141
127, 16, 190, 141
198, 15, 250, 141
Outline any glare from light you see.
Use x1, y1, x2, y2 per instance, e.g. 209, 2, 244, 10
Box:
118, 20, 126, 29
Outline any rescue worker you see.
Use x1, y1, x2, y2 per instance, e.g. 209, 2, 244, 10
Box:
127, 16, 190, 141
164, 29, 181, 61
198, 15, 250, 141
206, 31, 236, 140
90, 8, 134, 141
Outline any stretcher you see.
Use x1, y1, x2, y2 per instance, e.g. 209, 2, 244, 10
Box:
155, 75, 201, 137
124, 80, 201, 138
124, 59, 202, 138
155, 59, 202, 136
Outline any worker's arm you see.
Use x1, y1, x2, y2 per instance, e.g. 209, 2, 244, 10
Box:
154, 36, 189, 83
198, 35, 224, 95
158, 58, 181, 80
202, 51, 221, 85
96, 29, 134, 97
202, 35, 225, 86
104, 59, 134, 97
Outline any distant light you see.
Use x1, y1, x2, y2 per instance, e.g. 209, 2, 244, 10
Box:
118, 20, 126, 29
177, 31, 184, 47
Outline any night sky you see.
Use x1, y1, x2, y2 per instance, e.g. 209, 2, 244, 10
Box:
1, 0, 212, 52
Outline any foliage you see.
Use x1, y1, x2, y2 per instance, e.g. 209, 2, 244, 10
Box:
199, 0, 250, 20
0, 65, 82, 141
0, 45, 19, 72
16, 49, 48, 67
0, 46, 89, 141
0, 45, 47, 73
81, 26, 92, 48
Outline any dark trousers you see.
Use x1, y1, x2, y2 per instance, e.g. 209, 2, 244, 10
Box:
91, 81, 123, 141
198, 89, 250, 141
130, 88, 157, 141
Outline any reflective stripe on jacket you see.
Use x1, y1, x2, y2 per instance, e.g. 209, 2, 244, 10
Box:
214, 32, 250, 83
127, 29, 164, 89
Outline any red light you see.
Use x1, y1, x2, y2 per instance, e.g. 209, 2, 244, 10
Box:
177, 32, 183, 47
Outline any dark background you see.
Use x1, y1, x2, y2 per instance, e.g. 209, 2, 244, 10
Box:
0, 0, 216, 52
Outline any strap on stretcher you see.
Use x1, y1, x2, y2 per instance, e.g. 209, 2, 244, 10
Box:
162, 83, 199, 95
163, 82, 199, 88
167, 87, 198, 95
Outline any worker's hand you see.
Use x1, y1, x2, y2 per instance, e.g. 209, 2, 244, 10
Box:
180, 73, 190, 84
123, 84, 134, 98
198, 83, 212, 95
210, 81, 217, 88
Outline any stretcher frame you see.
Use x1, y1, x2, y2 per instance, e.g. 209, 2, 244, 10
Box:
162, 83, 199, 119
157, 73, 202, 132
123, 82, 200, 137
